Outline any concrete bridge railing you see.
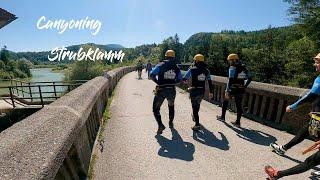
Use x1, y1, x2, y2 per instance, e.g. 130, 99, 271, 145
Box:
0, 66, 135, 180
203, 76, 310, 132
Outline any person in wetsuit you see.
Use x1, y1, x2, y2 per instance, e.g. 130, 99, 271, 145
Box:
136, 60, 144, 79
150, 50, 182, 134
265, 53, 320, 179
216, 53, 252, 127
183, 54, 214, 131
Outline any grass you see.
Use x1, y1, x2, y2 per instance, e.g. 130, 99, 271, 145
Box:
87, 154, 97, 180
98, 90, 115, 143
87, 88, 116, 180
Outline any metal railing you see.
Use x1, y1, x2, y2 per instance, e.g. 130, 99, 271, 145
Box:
0, 79, 88, 108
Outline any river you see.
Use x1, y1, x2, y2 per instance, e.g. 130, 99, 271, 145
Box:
0, 68, 65, 94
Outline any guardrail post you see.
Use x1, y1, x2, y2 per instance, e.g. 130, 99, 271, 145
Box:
38, 85, 44, 107
53, 82, 57, 99
28, 82, 33, 102
267, 98, 276, 121
259, 96, 268, 119
276, 99, 285, 123
20, 81, 24, 98
9, 86, 15, 108
15, 81, 18, 95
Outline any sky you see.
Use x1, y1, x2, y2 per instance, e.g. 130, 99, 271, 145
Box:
0, 0, 292, 52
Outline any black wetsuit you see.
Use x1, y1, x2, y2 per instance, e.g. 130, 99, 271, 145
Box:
221, 63, 252, 124
183, 62, 214, 126
150, 59, 182, 127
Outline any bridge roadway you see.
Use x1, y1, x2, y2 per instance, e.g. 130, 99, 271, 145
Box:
93, 71, 314, 180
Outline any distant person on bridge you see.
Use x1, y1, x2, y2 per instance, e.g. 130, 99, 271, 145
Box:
216, 53, 252, 127
136, 60, 144, 79
146, 60, 153, 79
182, 54, 213, 131
265, 53, 320, 179
150, 50, 182, 134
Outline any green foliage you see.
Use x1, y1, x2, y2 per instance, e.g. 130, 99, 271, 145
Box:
0, 46, 10, 64
64, 61, 104, 81
17, 60, 31, 77
284, 0, 320, 47
0, 46, 32, 79
0, 60, 4, 70
159, 34, 184, 63
284, 37, 318, 87
64, 44, 131, 81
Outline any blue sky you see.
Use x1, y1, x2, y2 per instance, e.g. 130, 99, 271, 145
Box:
1, 0, 292, 52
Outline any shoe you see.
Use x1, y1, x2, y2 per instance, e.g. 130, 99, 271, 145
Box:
157, 125, 166, 134
265, 165, 278, 180
216, 115, 225, 122
192, 125, 201, 131
311, 170, 320, 177
231, 121, 240, 127
169, 121, 174, 128
269, 143, 286, 156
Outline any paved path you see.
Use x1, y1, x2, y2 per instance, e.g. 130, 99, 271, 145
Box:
93, 71, 316, 180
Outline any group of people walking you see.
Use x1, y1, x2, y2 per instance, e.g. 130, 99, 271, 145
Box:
137, 49, 320, 179
148, 49, 251, 133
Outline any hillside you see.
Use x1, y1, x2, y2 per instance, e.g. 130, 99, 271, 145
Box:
9, 43, 125, 62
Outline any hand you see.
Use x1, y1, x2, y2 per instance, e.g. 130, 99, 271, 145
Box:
224, 92, 230, 100
182, 80, 188, 84
286, 106, 292, 113
209, 93, 213, 99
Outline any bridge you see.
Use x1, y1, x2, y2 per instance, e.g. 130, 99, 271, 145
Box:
0, 67, 316, 179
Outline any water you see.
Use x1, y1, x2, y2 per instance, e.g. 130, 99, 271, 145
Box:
0, 68, 65, 132
0, 68, 65, 98
30, 68, 64, 82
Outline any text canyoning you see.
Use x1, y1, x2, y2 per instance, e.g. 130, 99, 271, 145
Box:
37, 16, 102, 35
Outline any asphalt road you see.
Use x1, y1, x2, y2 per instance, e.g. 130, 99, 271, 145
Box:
93, 71, 316, 180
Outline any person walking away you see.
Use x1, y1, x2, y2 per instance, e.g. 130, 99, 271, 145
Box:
183, 54, 214, 131
150, 50, 182, 134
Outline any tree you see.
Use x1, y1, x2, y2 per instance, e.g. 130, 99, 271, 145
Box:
17, 60, 31, 77
284, 37, 317, 87
64, 44, 104, 81
0, 46, 10, 65
284, 0, 320, 47
159, 34, 184, 63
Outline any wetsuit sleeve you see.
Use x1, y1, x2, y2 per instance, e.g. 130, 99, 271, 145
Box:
244, 70, 252, 87
183, 69, 192, 81
207, 72, 214, 93
290, 77, 320, 110
290, 92, 318, 110
226, 67, 236, 92
150, 64, 160, 84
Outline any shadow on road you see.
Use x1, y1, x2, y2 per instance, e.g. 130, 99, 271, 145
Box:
192, 125, 229, 151
222, 121, 277, 146
155, 128, 195, 161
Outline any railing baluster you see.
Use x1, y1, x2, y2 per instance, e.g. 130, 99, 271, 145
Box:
38, 85, 44, 107
20, 81, 24, 98
9, 86, 15, 108
28, 82, 33, 102
276, 99, 285, 123
53, 82, 57, 99
15, 81, 18, 95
